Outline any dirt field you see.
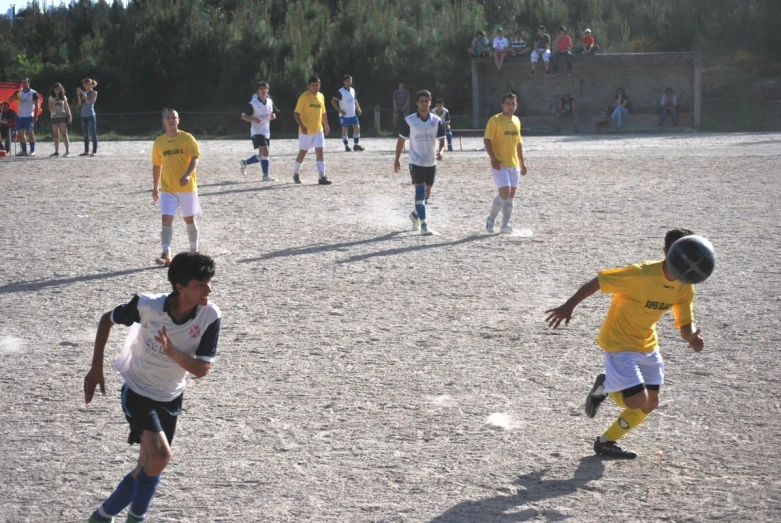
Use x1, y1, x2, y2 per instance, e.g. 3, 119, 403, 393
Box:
1, 132, 780, 522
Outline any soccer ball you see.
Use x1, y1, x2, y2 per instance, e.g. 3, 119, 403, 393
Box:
666, 235, 716, 284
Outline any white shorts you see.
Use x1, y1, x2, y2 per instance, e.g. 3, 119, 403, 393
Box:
298, 131, 325, 151
531, 49, 551, 63
491, 167, 520, 188
160, 191, 202, 217
603, 350, 664, 393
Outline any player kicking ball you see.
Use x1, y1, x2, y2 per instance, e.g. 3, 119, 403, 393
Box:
85, 252, 221, 522
394, 90, 446, 236
544, 228, 707, 459
483, 92, 527, 234
239, 81, 276, 181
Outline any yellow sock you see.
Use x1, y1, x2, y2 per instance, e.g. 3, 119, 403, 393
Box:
609, 391, 626, 407
603, 407, 648, 442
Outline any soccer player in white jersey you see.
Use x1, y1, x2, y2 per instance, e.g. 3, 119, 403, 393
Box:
240, 81, 276, 181
84, 252, 221, 523
394, 90, 446, 236
9, 77, 39, 156
432, 98, 454, 152
330, 74, 364, 152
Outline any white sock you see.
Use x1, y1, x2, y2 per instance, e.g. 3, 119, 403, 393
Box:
186, 222, 199, 252
316, 161, 325, 177
489, 195, 504, 221
501, 198, 515, 228
161, 225, 173, 254
294, 161, 303, 175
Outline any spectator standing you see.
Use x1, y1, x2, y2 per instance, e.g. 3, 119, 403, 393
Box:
392, 81, 411, 134
552, 26, 573, 77
611, 88, 629, 130
659, 87, 679, 128
530, 26, 552, 77
48, 82, 72, 157
0, 101, 17, 154
76, 78, 98, 156
492, 28, 510, 74
468, 30, 491, 57
581, 29, 600, 54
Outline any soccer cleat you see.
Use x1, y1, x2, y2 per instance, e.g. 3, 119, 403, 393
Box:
353, 144, 364, 151
318, 175, 332, 185
345, 145, 351, 151
239, 159, 247, 176
50, 152, 60, 157
88, 514, 113, 523
155, 253, 171, 266
486, 217, 495, 233
585, 373, 607, 418
63, 152, 71, 157
409, 211, 421, 231
528, 71, 536, 77
126, 516, 145, 523
28, 151, 36, 156
593, 437, 638, 459
293, 174, 302, 184
420, 223, 433, 236
261, 175, 276, 182
500, 226, 513, 235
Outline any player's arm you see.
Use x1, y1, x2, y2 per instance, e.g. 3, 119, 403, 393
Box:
321, 109, 330, 134
152, 164, 162, 201
394, 137, 405, 172
179, 156, 199, 186
294, 111, 308, 134
330, 97, 343, 115
518, 139, 527, 175
544, 277, 600, 329
483, 139, 500, 170
155, 326, 212, 378
84, 311, 114, 403
240, 103, 258, 124
679, 323, 704, 352
354, 99, 362, 116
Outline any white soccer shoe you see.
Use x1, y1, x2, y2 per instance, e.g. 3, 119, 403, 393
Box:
486, 217, 496, 233
262, 175, 276, 182
239, 159, 247, 176
409, 211, 421, 231
500, 226, 513, 235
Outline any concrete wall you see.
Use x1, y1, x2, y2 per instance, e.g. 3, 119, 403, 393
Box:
471, 52, 701, 128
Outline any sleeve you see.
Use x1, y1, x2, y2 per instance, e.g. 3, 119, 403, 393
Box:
398, 116, 410, 138
294, 94, 305, 114
111, 295, 141, 326
242, 103, 254, 116
32, 92, 39, 101
437, 119, 446, 139
444, 111, 451, 124
673, 286, 695, 328
152, 141, 162, 166
483, 117, 495, 140
597, 265, 643, 295
195, 317, 220, 362
187, 133, 201, 159
332, 91, 343, 101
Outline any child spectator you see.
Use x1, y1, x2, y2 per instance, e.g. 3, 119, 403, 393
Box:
492, 28, 510, 74
0, 101, 17, 153
581, 29, 600, 54
611, 88, 629, 129
510, 31, 530, 56
552, 26, 573, 76
659, 87, 678, 128
468, 31, 491, 56
530, 25, 552, 77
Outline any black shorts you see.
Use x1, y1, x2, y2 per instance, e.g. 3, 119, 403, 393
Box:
409, 164, 436, 186
121, 384, 183, 446
252, 135, 270, 149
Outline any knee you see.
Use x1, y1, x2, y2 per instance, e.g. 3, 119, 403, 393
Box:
147, 447, 172, 471
623, 390, 648, 410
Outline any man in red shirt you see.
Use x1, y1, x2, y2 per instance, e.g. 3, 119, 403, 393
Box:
552, 26, 573, 77
581, 28, 600, 54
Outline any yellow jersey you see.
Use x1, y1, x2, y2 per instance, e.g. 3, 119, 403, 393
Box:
294, 91, 326, 134
597, 260, 695, 353
152, 131, 201, 193
484, 113, 522, 168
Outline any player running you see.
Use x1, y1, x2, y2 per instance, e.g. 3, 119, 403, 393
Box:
151, 109, 202, 266
394, 90, 446, 236
239, 81, 276, 181
483, 92, 527, 234
544, 228, 706, 459
331, 74, 364, 152
293, 76, 331, 185
85, 252, 221, 523
431, 98, 454, 152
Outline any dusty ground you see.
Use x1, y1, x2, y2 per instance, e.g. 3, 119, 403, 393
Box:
0, 132, 780, 523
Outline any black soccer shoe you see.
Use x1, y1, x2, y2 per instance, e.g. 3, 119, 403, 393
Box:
345, 145, 352, 151
318, 176, 332, 185
293, 174, 302, 184
594, 437, 638, 459
585, 373, 607, 418
353, 144, 364, 151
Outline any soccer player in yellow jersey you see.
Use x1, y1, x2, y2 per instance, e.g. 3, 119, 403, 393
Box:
483, 92, 527, 234
151, 109, 202, 266
293, 76, 331, 185
545, 228, 706, 459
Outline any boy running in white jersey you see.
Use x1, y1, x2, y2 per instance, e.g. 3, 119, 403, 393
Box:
394, 90, 446, 236
331, 74, 364, 152
484, 92, 527, 234
85, 252, 221, 523
431, 98, 453, 152
151, 109, 202, 266
9, 77, 39, 156
240, 81, 276, 181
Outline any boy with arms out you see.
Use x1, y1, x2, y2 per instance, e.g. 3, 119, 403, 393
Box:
294, 76, 331, 185
85, 252, 221, 522
394, 90, 446, 236
545, 228, 705, 459
483, 92, 527, 234
240, 81, 277, 181
331, 74, 364, 152
152, 109, 202, 266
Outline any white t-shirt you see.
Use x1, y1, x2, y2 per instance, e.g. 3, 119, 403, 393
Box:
16, 89, 39, 118
399, 112, 446, 167
660, 94, 678, 106
332, 87, 357, 118
111, 293, 221, 402
493, 37, 509, 51
243, 94, 275, 138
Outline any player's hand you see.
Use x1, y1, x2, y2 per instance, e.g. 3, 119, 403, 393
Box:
84, 366, 105, 404
152, 188, 159, 202
300, 126, 309, 135
324, 125, 330, 135
688, 328, 704, 352
436, 151, 444, 161
340, 111, 346, 117
270, 113, 276, 120
179, 175, 191, 187
490, 157, 501, 170
155, 326, 177, 359
544, 304, 574, 329
254, 117, 262, 124
394, 159, 401, 173
357, 108, 362, 116
520, 164, 528, 176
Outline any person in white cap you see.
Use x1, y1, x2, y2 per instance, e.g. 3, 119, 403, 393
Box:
581, 28, 600, 54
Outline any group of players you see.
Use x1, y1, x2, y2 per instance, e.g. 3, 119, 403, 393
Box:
82, 74, 707, 522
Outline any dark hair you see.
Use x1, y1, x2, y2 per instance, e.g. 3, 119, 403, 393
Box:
398, 80, 405, 87
308, 76, 320, 85
21, 77, 30, 83
502, 92, 518, 103
476, 30, 484, 37
616, 87, 625, 97
435, 98, 444, 105
343, 74, 352, 81
168, 252, 216, 292
50, 82, 66, 100
416, 90, 432, 101
665, 87, 673, 93
538, 25, 546, 31
256, 81, 269, 90
664, 228, 695, 252
559, 26, 566, 32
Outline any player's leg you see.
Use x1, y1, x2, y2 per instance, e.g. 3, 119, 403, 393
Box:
16, 118, 28, 155
340, 116, 351, 151
157, 193, 178, 265
257, 142, 273, 181
352, 121, 363, 151
499, 179, 519, 232
314, 131, 330, 185
408, 166, 425, 231
487, 168, 510, 233
27, 127, 36, 155
294, 133, 312, 184
240, 135, 262, 175
181, 192, 202, 252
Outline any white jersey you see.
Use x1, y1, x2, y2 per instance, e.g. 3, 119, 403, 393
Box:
399, 112, 446, 167
332, 87, 357, 118
243, 94, 274, 138
16, 89, 39, 118
111, 293, 221, 402
432, 106, 451, 128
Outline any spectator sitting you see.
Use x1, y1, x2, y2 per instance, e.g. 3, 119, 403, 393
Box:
0, 101, 17, 153
492, 28, 510, 74
556, 93, 578, 133
552, 26, 573, 77
510, 30, 529, 56
529, 25, 552, 76
581, 28, 600, 54
659, 87, 679, 128
469, 30, 491, 57
610, 87, 629, 129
